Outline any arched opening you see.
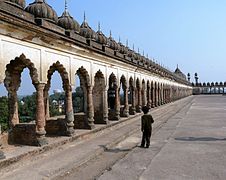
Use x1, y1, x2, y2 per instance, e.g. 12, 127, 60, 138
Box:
5, 55, 38, 127
44, 61, 74, 136
108, 73, 120, 120
73, 67, 93, 129
136, 78, 142, 112
18, 68, 36, 123
4, 54, 43, 145
0, 83, 9, 133
119, 75, 129, 117
93, 70, 106, 124
74, 74, 84, 113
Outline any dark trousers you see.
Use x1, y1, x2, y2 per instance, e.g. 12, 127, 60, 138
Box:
141, 129, 152, 147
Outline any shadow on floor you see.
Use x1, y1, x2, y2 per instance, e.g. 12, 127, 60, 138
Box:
175, 137, 226, 142
99, 145, 131, 153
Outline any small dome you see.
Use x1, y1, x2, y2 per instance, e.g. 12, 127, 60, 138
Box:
58, 10, 80, 33
6, 0, 25, 9
25, 0, 58, 23
80, 13, 96, 40
107, 32, 119, 51
118, 41, 128, 54
96, 23, 107, 45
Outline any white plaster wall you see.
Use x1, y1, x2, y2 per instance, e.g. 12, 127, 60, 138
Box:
0, 34, 192, 91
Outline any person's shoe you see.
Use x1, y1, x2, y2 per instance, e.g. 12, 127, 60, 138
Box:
145, 145, 149, 148
140, 145, 145, 148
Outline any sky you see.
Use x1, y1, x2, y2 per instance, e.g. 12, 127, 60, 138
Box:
1, 0, 226, 96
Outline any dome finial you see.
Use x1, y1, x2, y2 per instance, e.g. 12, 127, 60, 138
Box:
98, 21, 101, 32
65, 0, 68, 11
84, 11, 86, 22
119, 36, 121, 43
110, 30, 112, 38
133, 44, 134, 51
126, 39, 128, 47
143, 50, 144, 56
138, 48, 140, 53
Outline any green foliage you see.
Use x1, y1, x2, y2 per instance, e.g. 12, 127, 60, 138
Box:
73, 87, 84, 113
0, 96, 9, 132
18, 93, 37, 123
49, 92, 65, 117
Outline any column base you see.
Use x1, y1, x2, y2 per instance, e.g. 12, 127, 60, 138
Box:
109, 109, 120, 121
136, 105, 142, 113
10, 124, 48, 146
36, 136, 48, 147
129, 106, 136, 115
0, 150, 5, 160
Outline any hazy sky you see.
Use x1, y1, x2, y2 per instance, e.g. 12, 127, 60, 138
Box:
1, 0, 226, 96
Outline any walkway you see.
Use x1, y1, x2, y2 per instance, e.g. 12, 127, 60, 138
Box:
0, 96, 194, 180
99, 95, 226, 180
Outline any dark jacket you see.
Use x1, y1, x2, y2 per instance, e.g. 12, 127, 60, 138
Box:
141, 114, 154, 132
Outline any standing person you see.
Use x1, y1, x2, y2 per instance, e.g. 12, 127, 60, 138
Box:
141, 106, 154, 148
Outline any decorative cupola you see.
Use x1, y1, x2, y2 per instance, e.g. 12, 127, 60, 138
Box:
58, 0, 80, 33
128, 44, 136, 59
25, 0, 58, 23
96, 22, 107, 45
107, 31, 119, 51
5, 0, 25, 9
118, 37, 128, 54
80, 12, 96, 40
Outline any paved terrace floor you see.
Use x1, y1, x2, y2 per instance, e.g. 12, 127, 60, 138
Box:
1, 95, 226, 180
99, 95, 226, 180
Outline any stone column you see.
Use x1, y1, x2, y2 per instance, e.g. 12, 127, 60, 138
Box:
155, 87, 158, 107
142, 88, 147, 107
123, 87, 129, 117
115, 87, 120, 120
103, 88, 109, 124
35, 83, 47, 145
151, 87, 155, 108
137, 88, 142, 112
44, 90, 50, 119
131, 87, 136, 115
65, 85, 75, 135
87, 86, 95, 129
8, 90, 19, 128
147, 87, 151, 108
158, 87, 161, 106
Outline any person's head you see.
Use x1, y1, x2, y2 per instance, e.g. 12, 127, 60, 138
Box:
142, 106, 150, 114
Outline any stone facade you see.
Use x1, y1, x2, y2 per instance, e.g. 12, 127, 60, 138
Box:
0, 1, 193, 146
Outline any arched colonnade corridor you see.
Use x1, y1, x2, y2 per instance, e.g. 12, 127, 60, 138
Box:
0, 54, 192, 146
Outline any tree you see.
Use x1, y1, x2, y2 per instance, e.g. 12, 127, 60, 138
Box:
0, 96, 9, 132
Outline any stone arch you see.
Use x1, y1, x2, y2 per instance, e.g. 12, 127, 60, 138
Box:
4, 54, 39, 93
73, 66, 93, 129
76, 66, 91, 88
45, 61, 70, 92
93, 70, 107, 124
44, 61, 70, 119
4, 54, 39, 128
